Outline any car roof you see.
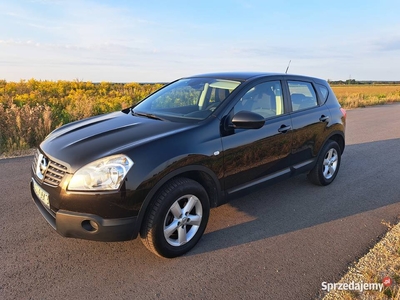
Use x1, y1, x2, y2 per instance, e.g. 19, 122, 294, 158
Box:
185, 72, 325, 83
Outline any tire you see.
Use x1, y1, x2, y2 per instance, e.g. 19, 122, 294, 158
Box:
140, 177, 210, 258
308, 140, 341, 186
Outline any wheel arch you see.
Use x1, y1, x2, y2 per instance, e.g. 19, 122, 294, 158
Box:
136, 165, 222, 235
309, 131, 345, 172
326, 131, 345, 154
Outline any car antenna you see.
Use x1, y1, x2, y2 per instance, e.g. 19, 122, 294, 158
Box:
285, 60, 291, 74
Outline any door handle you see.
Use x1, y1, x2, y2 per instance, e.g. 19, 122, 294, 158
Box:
319, 115, 330, 122
278, 125, 291, 133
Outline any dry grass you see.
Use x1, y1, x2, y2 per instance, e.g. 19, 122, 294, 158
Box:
331, 85, 400, 108
0, 101, 53, 155
0, 148, 36, 159
321, 220, 400, 300
0, 79, 163, 154
1, 81, 400, 155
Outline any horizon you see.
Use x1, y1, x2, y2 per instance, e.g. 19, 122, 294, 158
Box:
2, 78, 400, 84
1, 0, 400, 82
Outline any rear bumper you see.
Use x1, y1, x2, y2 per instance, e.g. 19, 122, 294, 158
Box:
30, 180, 139, 242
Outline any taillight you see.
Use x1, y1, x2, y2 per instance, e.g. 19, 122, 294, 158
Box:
340, 107, 347, 119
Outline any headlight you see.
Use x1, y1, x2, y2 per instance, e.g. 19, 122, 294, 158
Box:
68, 155, 134, 191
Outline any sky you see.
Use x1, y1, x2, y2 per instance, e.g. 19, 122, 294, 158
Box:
1, 0, 400, 82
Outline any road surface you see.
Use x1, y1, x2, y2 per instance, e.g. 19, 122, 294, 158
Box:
1, 104, 400, 299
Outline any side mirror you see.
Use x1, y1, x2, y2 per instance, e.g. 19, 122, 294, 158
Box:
231, 110, 265, 129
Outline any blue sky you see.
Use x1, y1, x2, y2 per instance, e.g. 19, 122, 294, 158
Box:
1, 0, 400, 82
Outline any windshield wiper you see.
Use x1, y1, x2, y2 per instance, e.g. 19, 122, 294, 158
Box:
131, 110, 165, 121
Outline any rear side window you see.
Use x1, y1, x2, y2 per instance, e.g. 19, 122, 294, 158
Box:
316, 84, 329, 102
288, 81, 318, 112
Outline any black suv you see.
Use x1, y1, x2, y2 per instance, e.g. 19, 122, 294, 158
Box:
31, 72, 346, 258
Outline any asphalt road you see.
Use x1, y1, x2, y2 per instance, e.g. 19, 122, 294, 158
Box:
1, 104, 400, 300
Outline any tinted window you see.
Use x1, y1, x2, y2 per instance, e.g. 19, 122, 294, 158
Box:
316, 84, 329, 102
288, 81, 318, 111
234, 81, 284, 119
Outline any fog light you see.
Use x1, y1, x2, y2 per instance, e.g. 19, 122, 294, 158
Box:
82, 220, 99, 232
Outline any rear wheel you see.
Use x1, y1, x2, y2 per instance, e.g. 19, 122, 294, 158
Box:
140, 177, 210, 258
308, 140, 341, 186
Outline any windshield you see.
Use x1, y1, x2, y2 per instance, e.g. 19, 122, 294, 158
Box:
132, 78, 241, 121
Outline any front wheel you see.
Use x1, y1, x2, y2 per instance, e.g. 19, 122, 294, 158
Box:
308, 140, 341, 186
140, 177, 210, 258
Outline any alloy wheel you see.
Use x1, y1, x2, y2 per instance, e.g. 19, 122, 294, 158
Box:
163, 194, 203, 247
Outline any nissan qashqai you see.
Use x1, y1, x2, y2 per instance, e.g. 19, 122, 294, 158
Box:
31, 72, 346, 258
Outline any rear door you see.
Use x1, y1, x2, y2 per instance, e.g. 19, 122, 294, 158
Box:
284, 79, 331, 174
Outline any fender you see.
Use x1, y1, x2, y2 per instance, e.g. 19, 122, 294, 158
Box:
305, 130, 345, 173
324, 129, 345, 153
135, 164, 223, 237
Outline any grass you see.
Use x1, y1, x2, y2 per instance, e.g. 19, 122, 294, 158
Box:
331, 85, 400, 108
1, 81, 400, 156
0, 79, 162, 155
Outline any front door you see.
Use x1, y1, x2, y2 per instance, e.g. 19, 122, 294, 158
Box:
221, 80, 293, 193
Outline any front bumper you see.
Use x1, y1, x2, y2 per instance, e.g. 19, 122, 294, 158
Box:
30, 180, 139, 242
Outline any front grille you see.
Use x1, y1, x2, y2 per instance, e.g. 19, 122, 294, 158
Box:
44, 160, 68, 186
33, 151, 68, 187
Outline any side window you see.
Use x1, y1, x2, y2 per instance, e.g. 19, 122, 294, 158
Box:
288, 81, 318, 112
234, 81, 284, 119
316, 84, 329, 103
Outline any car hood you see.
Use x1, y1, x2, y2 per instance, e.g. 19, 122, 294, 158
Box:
40, 111, 196, 172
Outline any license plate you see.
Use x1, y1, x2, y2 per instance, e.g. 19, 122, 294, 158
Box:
33, 180, 50, 209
